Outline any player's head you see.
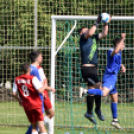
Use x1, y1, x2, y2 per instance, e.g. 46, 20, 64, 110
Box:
113, 38, 125, 51
78, 27, 88, 36
28, 50, 43, 64
21, 63, 31, 74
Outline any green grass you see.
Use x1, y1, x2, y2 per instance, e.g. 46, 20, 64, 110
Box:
0, 127, 134, 134
0, 101, 134, 134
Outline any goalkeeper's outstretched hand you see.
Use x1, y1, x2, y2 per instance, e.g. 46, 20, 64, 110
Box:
94, 14, 101, 27
108, 14, 112, 23
96, 14, 102, 24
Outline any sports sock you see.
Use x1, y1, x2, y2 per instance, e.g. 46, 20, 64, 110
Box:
87, 95, 94, 114
32, 131, 38, 134
48, 119, 53, 134
40, 133, 47, 134
113, 118, 118, 122
83, 89, 88, 94
25, 125, 32, 134
111, 102, 118, 119
44, 116, 50, 125
88, 89, 103, 96
94, 95, 101, 110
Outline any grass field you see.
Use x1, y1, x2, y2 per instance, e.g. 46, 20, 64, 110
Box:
0, 101, 134, 134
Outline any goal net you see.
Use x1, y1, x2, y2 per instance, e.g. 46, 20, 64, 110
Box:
51, 16, 134, 134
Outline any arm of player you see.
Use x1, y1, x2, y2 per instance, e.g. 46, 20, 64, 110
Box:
84, 26, 97, 39
38, 68, 47, 90
112, 33, 126, 56
84, 14, 101, 39
98, 15, 112, 39
43, 78, 56, 94
120, 64, 126, 73
12, 81, 23, 106
32, 77, 46, 93
98, 24, 108, 39
39, 68, 56, 93
43, 77, 47, 90
46, 85, 56, 94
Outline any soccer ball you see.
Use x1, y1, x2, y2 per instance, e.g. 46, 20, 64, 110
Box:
101, 13, 110, 24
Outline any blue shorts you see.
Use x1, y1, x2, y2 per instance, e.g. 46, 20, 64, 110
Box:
102, 74, 117, 95
39, 94, 45, 113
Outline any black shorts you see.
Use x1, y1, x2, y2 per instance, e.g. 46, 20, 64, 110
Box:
81, 66, 99, 86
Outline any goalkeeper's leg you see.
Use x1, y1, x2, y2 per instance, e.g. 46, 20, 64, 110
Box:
94, 82, 105, 121
80, 66, 104, 124
110, 90, 122, 129
80, 85, 107, 122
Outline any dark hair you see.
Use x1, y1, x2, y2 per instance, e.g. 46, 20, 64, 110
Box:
78, 26, 87, 34
21, 63, 30, 73
28, 51, 41, 63
113, 38, 122, 47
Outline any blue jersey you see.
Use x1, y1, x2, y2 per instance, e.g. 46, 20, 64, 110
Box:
103, 48, 122, 94
30, 65, 46, 82
30, 65, 41, 81
80, 34, 99, 65
104, 48, 122, 76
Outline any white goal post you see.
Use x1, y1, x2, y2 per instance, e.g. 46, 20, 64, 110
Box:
50, 15, 134, 134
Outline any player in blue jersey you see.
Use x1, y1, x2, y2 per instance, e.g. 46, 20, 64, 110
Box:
26, 51, 55, 134
78, 14, 111, 124
80, 33, 126, 129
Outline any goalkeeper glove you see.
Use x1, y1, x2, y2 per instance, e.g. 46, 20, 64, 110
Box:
94, 14, 101, 27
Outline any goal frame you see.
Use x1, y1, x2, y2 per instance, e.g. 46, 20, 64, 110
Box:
50, 15, 134, 134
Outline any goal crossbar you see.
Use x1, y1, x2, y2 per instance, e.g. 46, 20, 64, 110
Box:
50, 15, 134, 134
51, 15, 134, 20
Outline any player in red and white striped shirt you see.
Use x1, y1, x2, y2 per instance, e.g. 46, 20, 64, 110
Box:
12, 63, 47, 134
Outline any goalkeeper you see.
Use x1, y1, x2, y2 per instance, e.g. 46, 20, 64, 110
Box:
78, 14, 111, 124
80, 33, 126, 129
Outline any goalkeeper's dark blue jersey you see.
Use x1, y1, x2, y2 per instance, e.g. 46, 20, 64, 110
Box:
104, 48, 122, 76
80, 34, 99, 65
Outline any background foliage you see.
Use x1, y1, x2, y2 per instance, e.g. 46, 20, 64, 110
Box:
0, 0, 133, 82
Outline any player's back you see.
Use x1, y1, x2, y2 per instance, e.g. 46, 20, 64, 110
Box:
104, 48, 122, 76
15, 74, 42, 111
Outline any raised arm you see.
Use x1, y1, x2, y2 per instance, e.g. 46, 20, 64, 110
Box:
112, 33, 126, 56
84, 25, 97, 39
98, 14, 112, 39
84, 15, 101, 39
98, 24, 108, 39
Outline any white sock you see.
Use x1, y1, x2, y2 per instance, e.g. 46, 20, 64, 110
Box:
113, 118, 118, 122
40, 133, 47, 134
44, 116, 50, 125
48, 119, 53, 134
83, 89, 88, 94
32, 132, 38, 134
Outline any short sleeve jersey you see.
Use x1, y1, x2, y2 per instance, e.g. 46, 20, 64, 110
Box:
13, 75, 43, 111
80, 34, 99, 65
104, 48, 122, 75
